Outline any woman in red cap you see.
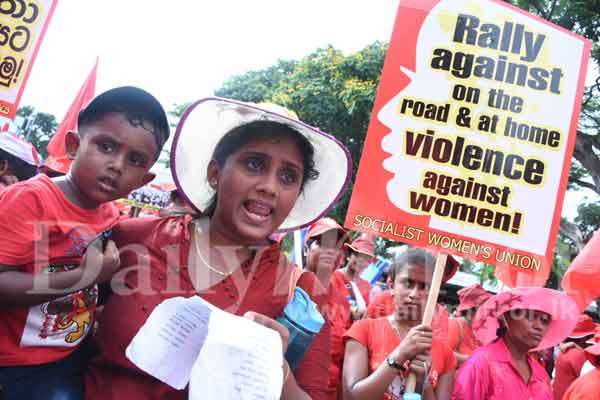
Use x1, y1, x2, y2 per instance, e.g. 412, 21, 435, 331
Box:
331, 234, 376, 321
303, 217, 349, 400
562, 330, 600, 400
553, 314, 597, 400
303, 218, 348, 289
452, 287, 579, 400
342, 248, 457, 400
446, 284, 491, 366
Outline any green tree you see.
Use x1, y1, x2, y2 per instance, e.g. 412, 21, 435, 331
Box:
16, 106, 58, 160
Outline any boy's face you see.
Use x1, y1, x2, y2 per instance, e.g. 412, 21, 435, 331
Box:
67, 113, 157, 208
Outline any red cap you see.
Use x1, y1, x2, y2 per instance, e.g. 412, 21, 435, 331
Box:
345, 234, 376, 258
569, 314, 597, 339
306, 218, 345, 241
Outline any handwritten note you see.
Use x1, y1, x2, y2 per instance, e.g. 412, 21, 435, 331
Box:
125, 296, 212, 389
189, 309, 284, 399
125, 296, 284, 398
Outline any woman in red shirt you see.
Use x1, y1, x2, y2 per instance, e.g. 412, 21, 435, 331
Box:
85, 99, 352, 400
332, 235, 376, 321
342, 248, 457, 400
303, 218, 349, 400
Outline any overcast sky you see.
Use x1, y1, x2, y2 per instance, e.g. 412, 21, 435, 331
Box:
21, 0, 399, 116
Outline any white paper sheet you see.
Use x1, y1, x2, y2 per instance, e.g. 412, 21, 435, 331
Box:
125, 295, 284, 399
189, 310, 284, 400
125, 296, 212, 389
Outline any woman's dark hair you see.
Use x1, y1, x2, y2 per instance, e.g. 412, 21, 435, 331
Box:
389, 247, 455, 283
389, 248, 435, 283
204, 120, 319, 216
496, 319, 508, 337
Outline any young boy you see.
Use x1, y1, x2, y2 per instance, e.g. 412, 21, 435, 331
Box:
0, 86, 170, 400
0, 133, 40, 189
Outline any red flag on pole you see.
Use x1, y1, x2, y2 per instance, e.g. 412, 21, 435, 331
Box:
561, 229, 600, 311
45, 58, 98, 174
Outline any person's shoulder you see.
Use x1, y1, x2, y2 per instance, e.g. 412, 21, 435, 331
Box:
352, 316, 380, 330
0, 175, 48, 211
461, 343, 493, 369
113, 215, 188, 247
344, 316, 378, 340
358, 277, 372, 289
295, 268, 325, 295
564, 369, 600, 398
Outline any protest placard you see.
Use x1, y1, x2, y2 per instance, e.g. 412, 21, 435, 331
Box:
345, 0, 591, 286
0, 0, 57, 118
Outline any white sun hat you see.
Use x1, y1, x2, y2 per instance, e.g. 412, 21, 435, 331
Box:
170, 97, 352, 231
0, 133, 40, 166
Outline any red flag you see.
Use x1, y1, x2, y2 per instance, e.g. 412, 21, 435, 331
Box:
562, 229, 600, 311
45, 58, 98, 174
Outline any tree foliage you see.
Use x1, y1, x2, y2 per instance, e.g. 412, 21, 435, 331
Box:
16, 105, 58, 160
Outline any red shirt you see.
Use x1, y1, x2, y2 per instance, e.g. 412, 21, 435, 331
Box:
324, 270, 372, 399
553, 347, 588, 400
344, 317, 456, 400
446, 318, 480, 356
0, 174, 118, 366
85, 216, 330, 400
562, 368, 600, 400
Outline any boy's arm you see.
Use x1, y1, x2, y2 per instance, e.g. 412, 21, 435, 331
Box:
0, 240, 120, 307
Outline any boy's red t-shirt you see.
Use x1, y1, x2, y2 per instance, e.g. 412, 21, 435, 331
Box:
0, 174, 119, 366
344, 317, 456, 400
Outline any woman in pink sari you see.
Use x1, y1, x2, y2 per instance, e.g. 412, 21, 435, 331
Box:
452, 287, 579, 400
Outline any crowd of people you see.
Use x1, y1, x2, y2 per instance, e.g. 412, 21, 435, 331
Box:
0, 86, 597, 400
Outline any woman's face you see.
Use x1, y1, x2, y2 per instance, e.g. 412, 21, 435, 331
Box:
208, 136, 304, 245
348, 252, 373, 274
305, 229, 346, 273
503, 309, 551, 350
392, 264, 428, 323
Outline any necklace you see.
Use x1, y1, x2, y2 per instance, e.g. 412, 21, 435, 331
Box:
191, 219, 236, 277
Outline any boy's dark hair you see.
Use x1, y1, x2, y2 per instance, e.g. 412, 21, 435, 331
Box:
0, 148, 37, 181
77, 86, 170, 157
204, 120, 319, 216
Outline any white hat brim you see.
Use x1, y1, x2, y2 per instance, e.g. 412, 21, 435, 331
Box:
170, 97, 352, 231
